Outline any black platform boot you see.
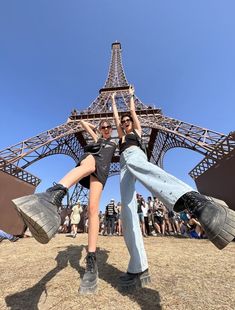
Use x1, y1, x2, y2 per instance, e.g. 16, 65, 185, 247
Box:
79, 252, 98, 294
119, 269, 151, 290
174, 191, 235, 249
12, 183, 68, 244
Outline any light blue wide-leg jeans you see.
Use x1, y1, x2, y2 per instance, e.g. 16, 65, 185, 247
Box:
120, 146, 194, 273
120, 157, 148, 273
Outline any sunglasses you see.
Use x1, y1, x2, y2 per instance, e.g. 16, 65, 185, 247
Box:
101, 125, 111, 130
121, 119, 131, 124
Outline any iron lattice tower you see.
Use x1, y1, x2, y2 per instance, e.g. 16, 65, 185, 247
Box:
0, 42, 234, 207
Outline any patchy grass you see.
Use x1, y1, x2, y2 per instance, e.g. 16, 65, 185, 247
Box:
0, 234, 234, 310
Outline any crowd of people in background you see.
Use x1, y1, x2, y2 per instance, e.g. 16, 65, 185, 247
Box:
0, 194, 206, 243
58, 194, 207, 240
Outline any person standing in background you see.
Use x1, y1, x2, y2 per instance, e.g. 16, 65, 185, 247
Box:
70, 202, 83, 238
137, 194, 147, 237
105, 199, 117, 236
116, 202, 123, 236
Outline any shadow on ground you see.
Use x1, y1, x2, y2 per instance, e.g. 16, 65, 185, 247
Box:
97, 247, 161, 310
5, 245, 161, 310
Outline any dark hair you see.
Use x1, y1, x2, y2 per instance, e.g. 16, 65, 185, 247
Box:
120, 113, 133, 122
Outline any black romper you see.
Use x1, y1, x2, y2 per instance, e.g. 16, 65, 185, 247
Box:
76, 138, 116, 189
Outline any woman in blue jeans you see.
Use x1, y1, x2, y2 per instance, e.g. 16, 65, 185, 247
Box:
111, 87, 235, 289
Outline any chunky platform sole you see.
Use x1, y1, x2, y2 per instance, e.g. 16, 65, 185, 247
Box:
209, 206, 235, 250
119, 273, 151, 290
12, 195, 60, 244
79, 282, 98, 294
79, 275, 98, 295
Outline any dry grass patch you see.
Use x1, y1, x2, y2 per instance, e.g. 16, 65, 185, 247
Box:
0, 234, 234, 310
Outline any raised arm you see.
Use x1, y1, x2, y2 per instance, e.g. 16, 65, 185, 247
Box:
80, 120, 98, 142
129, 86, 142, 136
111, 92, 124, 138
86, 122, 97, 130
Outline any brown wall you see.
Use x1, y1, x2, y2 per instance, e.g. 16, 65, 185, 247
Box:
195, 149, 235, 211
0, 171, 36, 235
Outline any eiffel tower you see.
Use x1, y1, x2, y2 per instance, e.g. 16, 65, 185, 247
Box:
0, 42, 235, 234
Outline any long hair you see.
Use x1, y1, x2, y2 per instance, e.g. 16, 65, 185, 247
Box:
97, 119, 112, 138
120, 113, 133, 122
120, 113, 133, 134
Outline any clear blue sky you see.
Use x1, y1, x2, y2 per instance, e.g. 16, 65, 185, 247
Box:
0, 1, 234, 211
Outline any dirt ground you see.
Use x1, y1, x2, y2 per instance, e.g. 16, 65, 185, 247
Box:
0, 234, 234, 310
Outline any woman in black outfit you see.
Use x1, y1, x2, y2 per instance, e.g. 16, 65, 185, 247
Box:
13, 119, 116, 294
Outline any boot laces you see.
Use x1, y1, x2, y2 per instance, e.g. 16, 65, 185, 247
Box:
85, 254, 96, 273
184, 192, 204, 212
46, 183, 69, 206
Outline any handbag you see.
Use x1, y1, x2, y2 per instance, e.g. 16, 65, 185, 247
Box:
84, 142, 102, 154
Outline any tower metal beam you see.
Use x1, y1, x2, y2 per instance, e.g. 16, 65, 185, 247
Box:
0, 42, 234, 209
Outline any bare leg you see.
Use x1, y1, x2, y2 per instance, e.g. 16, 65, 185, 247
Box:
59, 155, 96, 188
154, 222, 161, 234
79, 176, 102, 294
71, 224, 75, 235
118, 219, 122, 236
165, 219, 172, 234
87, 176, 103, 252
175, 221, 181, 234
142, 221, 147, 236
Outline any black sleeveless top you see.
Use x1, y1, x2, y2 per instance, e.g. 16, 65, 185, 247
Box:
119, 132, 139, 154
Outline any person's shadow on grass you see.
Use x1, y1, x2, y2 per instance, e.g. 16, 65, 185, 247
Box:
93, 247, 162, 310
5, 245, 85, 310
5, 245, 161, 310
